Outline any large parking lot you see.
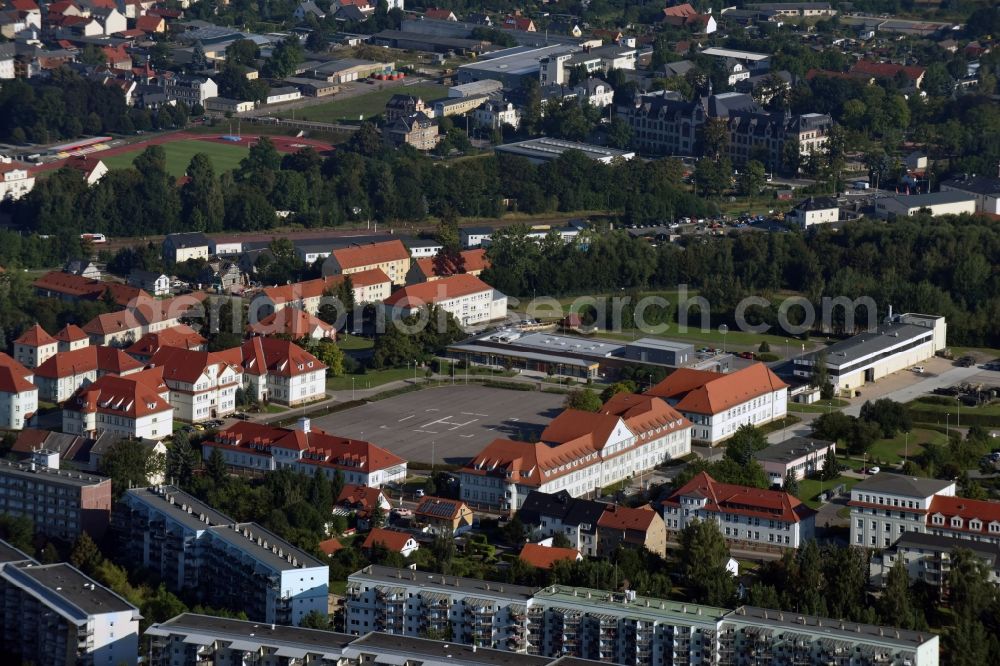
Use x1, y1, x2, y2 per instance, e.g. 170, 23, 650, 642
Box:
310, 385, 567, 465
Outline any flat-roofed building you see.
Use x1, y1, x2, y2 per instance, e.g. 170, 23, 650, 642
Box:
939, 174, 1000, 214
117, 485, 329, 626
0, 458, 112, 540
793, 313, 947, 392
754, 436, 837, 487
874, 191, 976, 219
0, 558, 140, 666
495, 138, 635, 164
620, 337, 693, 366
458, 44, 578, 87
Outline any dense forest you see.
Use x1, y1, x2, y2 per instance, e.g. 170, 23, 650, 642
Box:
482, 215, 1000, 347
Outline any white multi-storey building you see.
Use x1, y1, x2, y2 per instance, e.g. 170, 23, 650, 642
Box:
117, 486, 329, 626
13, 324, 58, 369
662, 471, 817, 548
240, 337, 326, 407
794, 313, 947, 393
384, 273, 508, 327
150, 346, 242, 422
647, 362, 787, 445
0, 551, 140, 666
62, 373, 174, 440
251, 269, 392, 318
461, 393, 692, 511
202, 418, 407, 487
849, 473, 956, 550
34, 345, 144, 403
0, 157, 35, 202
0, 353, 38, 430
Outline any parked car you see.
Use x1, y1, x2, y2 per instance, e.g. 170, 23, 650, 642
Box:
866, 466, 881, 475
957, 356, 975, 367
912, 366, 925, 373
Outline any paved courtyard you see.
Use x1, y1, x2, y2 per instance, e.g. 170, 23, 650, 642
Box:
310, 385, 567, 465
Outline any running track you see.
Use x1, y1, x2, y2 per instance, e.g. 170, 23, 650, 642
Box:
32, 131, 334, 174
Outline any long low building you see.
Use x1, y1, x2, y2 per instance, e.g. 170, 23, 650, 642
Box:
874, 191, 976, 219
384, 274, 507, 327
342, 566, 940, 665
793, 313, 946, 393
495, 138, 635, 164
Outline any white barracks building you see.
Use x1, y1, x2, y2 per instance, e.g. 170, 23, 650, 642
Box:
647, 363, 787, 445
461, 393, 691, 511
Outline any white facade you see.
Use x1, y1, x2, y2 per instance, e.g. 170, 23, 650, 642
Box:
850, 478, 957, 550
265, 88, 302, 105
474, 101, 520, 130
0, 159, 36, 202
0, 55, 14, 80
684, 388, 786, 445
14, 340, 57, 369
388, 286, 508, 327
940, 181, 1000, 214
245, 366, 325, 407
875, 193, 977, 219
0, 383, 37, 430
788, 205, 838, 228
63, 407, 173, 441
166, 366, 241, 423
663, 495, 813, 548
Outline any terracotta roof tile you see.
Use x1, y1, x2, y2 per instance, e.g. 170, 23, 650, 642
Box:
15, 324, 56, 347
54, 324, 89, 343
518, 543, 580, 569
596, 504, 657, 531
363, 528, 415, 552
65, 374, 172, 419
247, 307, 336, 339
239, 337, 325, 378
928, 495, 1000, 537
647, 363, 787, 415
261, 269, 390, 304
384, 273, 494, 307
35, 345, 143, 379
330, 239, 408, 271
318, 537, 343, 555
125, 325, 207, 359
663, 471, 814, 523
413, 249, 490, 280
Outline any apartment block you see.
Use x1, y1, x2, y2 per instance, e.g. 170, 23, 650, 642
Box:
202, 418, 407, 487
873, 531, 1000, 593
346, 565, 535, 650
647, 363, 787, 445
462, 393, 691, 511
345, 568, 940, 665
13, 323, 58, 369
62, 372, 174, 441
384, 274, 508, 327
322, 239, 412, 286
252, 269, 392, 318
0, 457, 112, 540
240, 337, 327, 407
0, 352, 38, 430
116, 485, 329, 626
662, 472, 816, 548
0, 549, 140, 666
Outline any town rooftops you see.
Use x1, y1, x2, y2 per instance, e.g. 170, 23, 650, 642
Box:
519, 543, 581, 569
248, 308, 335, 339
362, 527, 415, 552
927, 494, 1000, 537
65, 373, 172, 418
792, 196, 840, 212
850, 472, 955, 499
851, 60, 925, 81
210, 522, 325, 571
260, 269, 391, 304
596, 503, 659, 531
384, 274, 495, 308
337, 484, 385, 511
883, 190, 976, 207
664, 471, 816, 523
415, 496, 467, 520
164, 231, 210, 248
754, 436, 835, 464
148, 345, 242, 384
0, 364, 35, 395
330, 239, 409, 270
145, 613, 354, 655
647, 363, 787, 415
54, 324, 88, 343
35, 345, 143, 379
1, 562, 139, 621
15, 323, 56, 347
700, 46, 770, 61
125, 324, 207, 359
124, 485, 232, 533
349, 564, 535, 601
413, 249, 490, 279
240, 337, 326, 378
518, 490, 607, 529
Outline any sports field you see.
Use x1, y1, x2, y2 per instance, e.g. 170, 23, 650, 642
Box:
102, 139, 250, 178
280, 83, 448, 123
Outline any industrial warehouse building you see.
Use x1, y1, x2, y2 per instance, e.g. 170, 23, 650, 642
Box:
793, 313, 947, 393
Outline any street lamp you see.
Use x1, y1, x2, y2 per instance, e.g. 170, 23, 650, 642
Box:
352, 376, 355, 401
946, 413, 950, 441
719, 324, 728, 354
413, 359, 417, 382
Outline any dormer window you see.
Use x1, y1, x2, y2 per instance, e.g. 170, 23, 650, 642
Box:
951, 516, 963, 529
970, 519, 982, 531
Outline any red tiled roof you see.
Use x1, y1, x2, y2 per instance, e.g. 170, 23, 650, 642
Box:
135, 14, 163, 32
0, 354, 36, 394
125, 324, 206, 359
597, 504, 658, 531
413, 249, 489, 280
662, 3, 697, 17
260, 269, 391, 304
330, 240, 408, 271
240, 337, 326, 377
247, 307, 336, 339
519, 543, 580, 569
55, 324, 88, 343
48, 1, 79, 15
424, 8, 455, 20
663, 471, 814, 523
851, 60, 925, 81
363, 528, 415, 553
207, 421, 406, 474
10, 0, 40, 11
318, 537, 343, 555
33, 271, 148, 305
15, 324, 56, 347
82, 309, 143, 336
0, 352, 33, 381
647, 363, 787, 415
928, 495, 1000, 536
65, 374, 172, 418
336, 484, 386, 512
149, 345, 242, 385
383, 273, 493, 307
35, 345, 143, 379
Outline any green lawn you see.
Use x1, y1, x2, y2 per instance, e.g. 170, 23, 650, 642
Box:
102, 139, 250, 177
337, 333, 374, 351
907, 397, 1000, 419
261, 404, 289, 414
866, 428, 946, 464
797, 475, 861, 509
281, 83, 449, 123
788, 398, 849, 414
326, 367, 415, 391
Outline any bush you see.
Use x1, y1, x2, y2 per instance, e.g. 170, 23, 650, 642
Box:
757, 353, 780, 362
758, 341, 771, 352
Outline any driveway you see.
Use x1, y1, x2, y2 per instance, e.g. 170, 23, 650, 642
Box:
842, 365, 987, 416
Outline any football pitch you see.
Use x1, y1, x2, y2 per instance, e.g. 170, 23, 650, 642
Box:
102, 139, 250, 178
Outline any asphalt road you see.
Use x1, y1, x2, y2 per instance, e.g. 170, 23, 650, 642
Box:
309, 384, 567, 465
